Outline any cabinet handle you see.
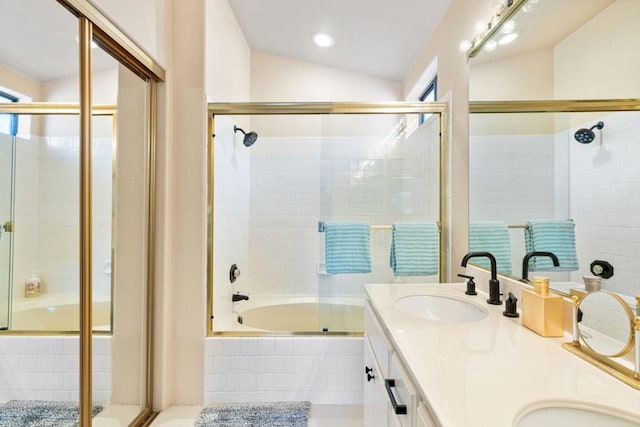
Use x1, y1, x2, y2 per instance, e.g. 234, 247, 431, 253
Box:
384, 379, 407, 415
367, 373, 375, 382
365, 366, 373, 374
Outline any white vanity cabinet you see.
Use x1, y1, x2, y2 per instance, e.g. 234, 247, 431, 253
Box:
364, 302, 438, 427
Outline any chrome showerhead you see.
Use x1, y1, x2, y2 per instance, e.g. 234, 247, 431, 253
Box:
574, 121, 604, 144
234, 125, 258, 147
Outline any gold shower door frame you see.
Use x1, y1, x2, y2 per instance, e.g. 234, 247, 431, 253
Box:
206, 101, 448, 337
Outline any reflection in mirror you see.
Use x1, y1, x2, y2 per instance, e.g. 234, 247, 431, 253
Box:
468, 0, 640, 301
578, 291, 634, 357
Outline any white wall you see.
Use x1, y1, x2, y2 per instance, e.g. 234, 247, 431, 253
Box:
554, 0, 640, 100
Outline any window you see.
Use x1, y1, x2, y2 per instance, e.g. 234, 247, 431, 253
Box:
419, 76, 437, 125
0, 90, 18, 136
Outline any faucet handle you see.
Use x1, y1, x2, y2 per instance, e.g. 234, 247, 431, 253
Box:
458, 274, 477, 296
503, 292, 520, 318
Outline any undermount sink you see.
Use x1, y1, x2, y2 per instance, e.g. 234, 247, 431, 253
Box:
515, 402, 640, 427
394, 294, 488, 323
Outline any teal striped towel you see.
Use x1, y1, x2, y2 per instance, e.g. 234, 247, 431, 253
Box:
469, 221, 512, 275
525, 219, 578, 271
325, 222, 371, 274
390, 223, 439, 276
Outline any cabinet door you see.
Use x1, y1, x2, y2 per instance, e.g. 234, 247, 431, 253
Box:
389, 354, 417, 427
364, 338, 388, 427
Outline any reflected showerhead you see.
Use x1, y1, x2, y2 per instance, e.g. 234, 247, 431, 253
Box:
234, 125, 258, 147
574, 121, 604, 144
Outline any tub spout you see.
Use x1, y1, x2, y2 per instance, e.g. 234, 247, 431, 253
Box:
232, 293, 249, 302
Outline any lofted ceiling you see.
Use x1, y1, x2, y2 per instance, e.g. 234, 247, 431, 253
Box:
227, 0, 453, 82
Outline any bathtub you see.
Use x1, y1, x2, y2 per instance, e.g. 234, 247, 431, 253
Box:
228, 297, 364, 333
10, 294, 111, 331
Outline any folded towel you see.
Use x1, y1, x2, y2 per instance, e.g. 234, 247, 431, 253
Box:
525, 220, 578, 271
390, 223, 439, 276
325, 222, 371, 274
469, 221, 512, 275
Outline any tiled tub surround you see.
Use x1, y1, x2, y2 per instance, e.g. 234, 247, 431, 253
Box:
204, 337, 363, 405
0, 335, 112, 403
365, 282, 640, 426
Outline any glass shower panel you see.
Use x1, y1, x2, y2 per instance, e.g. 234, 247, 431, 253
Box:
0, 132, 14, 330
317, 113, 441, 332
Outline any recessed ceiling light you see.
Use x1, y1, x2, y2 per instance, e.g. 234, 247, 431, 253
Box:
312, 32, 334, 48
498, 32, 519, 45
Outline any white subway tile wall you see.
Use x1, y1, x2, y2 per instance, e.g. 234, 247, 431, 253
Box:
568, 111, 640, 298
11, 135, 112, 300
204, 337, 363, 405
0, 336, 112, 403
469, 133, 556, 273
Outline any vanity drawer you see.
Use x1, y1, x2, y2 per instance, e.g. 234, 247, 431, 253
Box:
388, 353, 417, 427
365, 302, 393, 375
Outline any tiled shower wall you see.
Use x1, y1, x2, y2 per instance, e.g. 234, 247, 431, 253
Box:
11, 135, 112, 299
0, 336, 112, 403
244, 120, 441, 300
213, 117, 251, 330
469, 134, 556, 273
568, 111, 640, 297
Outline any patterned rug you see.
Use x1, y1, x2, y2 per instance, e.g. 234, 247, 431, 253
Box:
0, 400, 103, 426
195, 401, 310, 427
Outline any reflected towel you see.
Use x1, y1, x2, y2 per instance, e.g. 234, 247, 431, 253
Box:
390, 223, 439, 276
325, 222, 371, 274
469, 221, 512, 275
525, 219, 578, 271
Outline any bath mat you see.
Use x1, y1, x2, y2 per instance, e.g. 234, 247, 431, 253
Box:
195, 401, 310, 427
0, 400, 103, 426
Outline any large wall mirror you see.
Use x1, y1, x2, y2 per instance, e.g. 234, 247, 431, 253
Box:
0, 0, 162, 425
468, 0, 639, 308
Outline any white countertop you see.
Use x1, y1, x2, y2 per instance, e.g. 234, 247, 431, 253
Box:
365, 283, 640, 427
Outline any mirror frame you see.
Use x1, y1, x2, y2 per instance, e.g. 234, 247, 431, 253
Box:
577, 290, 635, 358
563, 292, 640, 390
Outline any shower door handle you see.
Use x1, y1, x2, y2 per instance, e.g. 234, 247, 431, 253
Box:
3, 221, 13, 232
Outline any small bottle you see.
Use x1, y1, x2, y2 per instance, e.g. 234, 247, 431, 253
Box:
25, 272, 41, 298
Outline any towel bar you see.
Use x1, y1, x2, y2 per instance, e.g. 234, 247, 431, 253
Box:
318, 221, 442, 233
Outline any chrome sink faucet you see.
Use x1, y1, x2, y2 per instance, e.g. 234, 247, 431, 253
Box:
461, 252, 502, 305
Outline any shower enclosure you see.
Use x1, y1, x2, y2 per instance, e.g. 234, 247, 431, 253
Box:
208, 102, 447, 335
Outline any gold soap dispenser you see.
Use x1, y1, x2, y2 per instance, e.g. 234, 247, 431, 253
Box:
521, 276, 564, 337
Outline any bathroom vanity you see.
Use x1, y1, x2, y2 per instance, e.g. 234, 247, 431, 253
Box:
363, 283, 640, 426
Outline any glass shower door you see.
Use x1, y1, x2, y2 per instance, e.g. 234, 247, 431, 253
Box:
0, 131, 15, 330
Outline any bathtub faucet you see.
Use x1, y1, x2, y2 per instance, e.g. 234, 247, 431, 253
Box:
232, 292, 249, 302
